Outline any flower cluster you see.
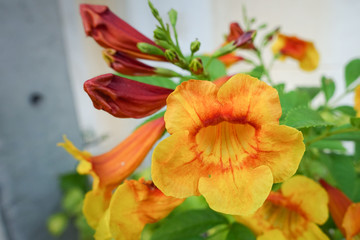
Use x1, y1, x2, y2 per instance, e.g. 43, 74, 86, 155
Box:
51, 2, 360, 240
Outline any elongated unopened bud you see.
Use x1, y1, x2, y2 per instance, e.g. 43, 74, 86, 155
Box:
137, 42, 164, 56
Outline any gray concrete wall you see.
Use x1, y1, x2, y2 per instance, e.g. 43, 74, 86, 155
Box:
0, 0, 82, 239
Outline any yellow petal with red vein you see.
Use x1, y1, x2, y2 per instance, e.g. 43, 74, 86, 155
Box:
153, 74, 304, 216
256, 124, 305, 182
299, 42, 319, 71
83, 189, 111, 229
165, 80, 220, 134
152, 131, 202, 198
217, 74, 282, 126
258, 230, 286, 240
355, 85, 360, 117
281, 175, 329, 224
108, 179, 183, 240
199, 165, 272, 215
343, 203, 360, 240
297, 222, 330, 240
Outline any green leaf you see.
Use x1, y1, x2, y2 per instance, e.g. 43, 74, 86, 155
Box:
333, 106, 356, 117
115, 73, 177, 89
278, 90, 311, 122
226, 223, 256, 240
329, 154, 356, 197
321, 76, 335, 102
168, 9, 178, 27
284, 106, 332, 129
199, 56, 227, 80
248, 66, 264, 79
350, 117, 360, 128
59, 172, 89, 193
345, 58, 360, 87
310, 140, 346, 152
273, 83, 285, 95
297, 87, 321, 100
150, 209, 228, 240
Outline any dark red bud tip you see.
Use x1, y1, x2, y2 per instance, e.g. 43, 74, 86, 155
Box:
84, 74, 173, 118
79, 4, 108, 36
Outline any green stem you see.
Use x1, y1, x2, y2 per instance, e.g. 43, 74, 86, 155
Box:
305, 128, 360, 146
255, 48, 274, 85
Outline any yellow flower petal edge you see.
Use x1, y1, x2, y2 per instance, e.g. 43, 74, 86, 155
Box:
257, 230, 286, 240
152, 74, 305, 215
107, 179, 184, 240
235, 175, 329, 240
354, 85, 360, 117
342, 203, 360, 240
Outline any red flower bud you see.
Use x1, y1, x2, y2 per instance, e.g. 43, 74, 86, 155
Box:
80, 4, 166, 61
102, 49, 156, 76
84, 74, 173, 118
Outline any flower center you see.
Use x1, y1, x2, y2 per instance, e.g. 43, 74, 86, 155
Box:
194, 121, 258, 169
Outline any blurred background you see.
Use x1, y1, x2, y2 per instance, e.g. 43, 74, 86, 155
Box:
0, 0, 359, 239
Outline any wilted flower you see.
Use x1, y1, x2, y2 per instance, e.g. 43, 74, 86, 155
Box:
226, 22, 256, 49
84, 74, 173, 118
236, 175, 329, 240
152, 74, 305, 215
272, 33, 319, 71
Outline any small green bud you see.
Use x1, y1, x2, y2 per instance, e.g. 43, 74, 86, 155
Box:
153, 27, 168, 41
47, 213, 68, 237
148, 1, 160, 20
212, 42, 236, 58
155, 40, 173, 49
189, 58, 204, 75
137, 42, 164, 56
190, 39, 201, 53
168, 9, 178, 27
164, 49, 179, 63
155, 68, 181, 77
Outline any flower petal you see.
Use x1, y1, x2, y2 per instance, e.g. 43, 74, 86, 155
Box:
299, 42, 320, 71
108, 179, 183, 240
354, 85, 360, 117
258, 230, 287, 240
199, 165, 273, 215
152, 130, 202, 198
84, 74, 173, 118
256, 124, 305, 182
319, 179, 352, 235
217, 74, 282, 126
165, 80, 221, 134
83, 189, 112, 229
281, 176, 329, 224
342, 203, 360, 240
